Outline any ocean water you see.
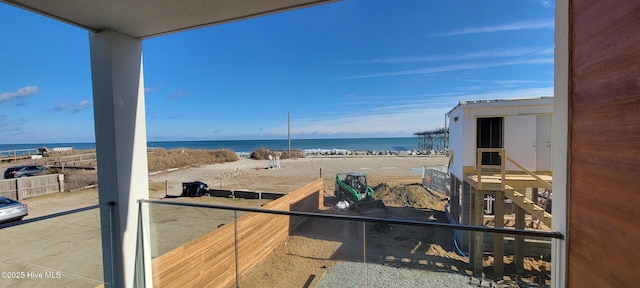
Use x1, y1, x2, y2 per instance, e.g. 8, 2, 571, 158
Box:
0, 137, 419, 155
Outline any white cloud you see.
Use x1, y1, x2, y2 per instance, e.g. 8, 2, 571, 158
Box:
494, 79, 551, 86
0, 86, 39, 102
534, 0, 554, 8
54, 102, 70, 111
437, 19, 554, 36
260, 87, 554, 137
53, 100, 91, 113
342, 47, 554, 65
72, 100, 92, 113
342, 58, 553, 80
290, 105, 450, 136
168, 91, 184, 100
145, 86, 161, 93
455, 86, 554, 102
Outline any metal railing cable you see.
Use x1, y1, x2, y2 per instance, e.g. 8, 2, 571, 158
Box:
0, 202, 115, 229
138, 199, 564, 239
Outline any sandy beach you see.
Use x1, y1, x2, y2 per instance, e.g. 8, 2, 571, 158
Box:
148, 155, 448, 197
1, 155, 455, 287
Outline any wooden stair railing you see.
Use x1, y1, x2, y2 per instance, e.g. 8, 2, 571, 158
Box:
476, 148, 552, 227
504, 187, 552, 227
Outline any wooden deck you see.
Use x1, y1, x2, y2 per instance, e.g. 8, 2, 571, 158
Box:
464, 172, 553, 191
0, 155, 33, 163
464, 171, 552, 226
462, 160, 554, 277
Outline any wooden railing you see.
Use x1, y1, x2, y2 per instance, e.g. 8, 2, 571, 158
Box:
475, 148, 506, 190
504, 156, 552, 189
476, 148, 553, 226
0, 148, 39, 163
55, 152, 97, 168
475, 148, 552, 190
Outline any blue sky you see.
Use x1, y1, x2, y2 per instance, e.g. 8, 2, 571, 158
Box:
0, 0, 555, 144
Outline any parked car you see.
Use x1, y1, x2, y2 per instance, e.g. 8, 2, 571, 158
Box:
0, 196, 28, 223
3, 165, 48, 179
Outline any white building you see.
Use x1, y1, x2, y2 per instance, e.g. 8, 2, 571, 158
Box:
446, 97, 554, 277
447, 97, 554, 180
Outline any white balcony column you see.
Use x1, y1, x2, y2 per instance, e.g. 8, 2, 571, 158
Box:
552, 0, 569, 287
89, 30, 152, 288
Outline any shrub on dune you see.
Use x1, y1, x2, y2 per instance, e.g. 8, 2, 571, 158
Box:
250, 147, 278, 160
280, 150, 305, 159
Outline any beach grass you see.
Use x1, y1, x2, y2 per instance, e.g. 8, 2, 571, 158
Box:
249, 147, 277, 160
280, 149, 304, 159
50, 148, 239, 191
148, 148, 238, 171
250, 147, 305, 160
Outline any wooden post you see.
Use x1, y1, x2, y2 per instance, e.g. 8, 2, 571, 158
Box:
165, 180, 168, 198
476, 149, 483, 190
493, 190, 505, 279
472, 187, 484, 276
450, 177, 460, 221
500, 149, 506, 190
461, 180, 471, 253
15, 178, 21, 200
467, 182, 475, 256
287, 110, 291, 156
58, 174, 65, 192
515, 206, 526, 274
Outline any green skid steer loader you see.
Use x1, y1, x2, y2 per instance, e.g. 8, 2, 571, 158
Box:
334, 172, 388, 217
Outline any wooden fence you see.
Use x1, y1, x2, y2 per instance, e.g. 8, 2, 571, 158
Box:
0, 174, 64, 200
52, 152, 98, 170
151, 178, 324, 287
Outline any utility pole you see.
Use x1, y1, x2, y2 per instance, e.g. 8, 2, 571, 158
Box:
287, 110, 291, 155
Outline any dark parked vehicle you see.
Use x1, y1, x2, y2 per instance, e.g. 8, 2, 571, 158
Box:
0, 196, 28, 223
3, 165, 48, 179
181, 181, 209, 197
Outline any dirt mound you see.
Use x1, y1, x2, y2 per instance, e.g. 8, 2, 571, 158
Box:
372, 182, 446, 210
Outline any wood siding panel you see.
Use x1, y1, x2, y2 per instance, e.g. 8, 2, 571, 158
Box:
569, 0, 640, 287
